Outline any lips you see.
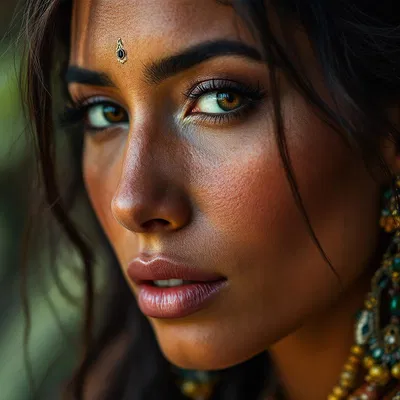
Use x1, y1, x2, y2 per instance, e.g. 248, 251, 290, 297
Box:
127, 256, 227, 319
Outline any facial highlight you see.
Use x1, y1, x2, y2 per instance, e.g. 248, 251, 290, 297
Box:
67, 0, 382, 371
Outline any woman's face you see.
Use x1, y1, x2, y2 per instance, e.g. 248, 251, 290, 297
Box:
69, 0, 382, 370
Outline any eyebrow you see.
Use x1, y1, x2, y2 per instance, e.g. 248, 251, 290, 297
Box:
144, 40, 263, 84
65, 66, 115, 87
65, 40, 263, 88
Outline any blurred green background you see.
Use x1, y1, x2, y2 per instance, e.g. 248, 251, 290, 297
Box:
0, 2, 84, 399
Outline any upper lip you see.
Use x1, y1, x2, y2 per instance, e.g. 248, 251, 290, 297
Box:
127, 256, 225, 285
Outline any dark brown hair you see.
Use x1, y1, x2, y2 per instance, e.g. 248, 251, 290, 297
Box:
22, 0, 400, 399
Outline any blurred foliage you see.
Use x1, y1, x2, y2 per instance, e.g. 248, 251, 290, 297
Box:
0, 2, 88, 399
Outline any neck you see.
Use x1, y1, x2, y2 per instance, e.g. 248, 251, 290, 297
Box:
268, 270, 373, 400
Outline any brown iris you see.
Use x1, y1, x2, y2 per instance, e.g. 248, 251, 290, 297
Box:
216, 91, 242, 112
103, 104, 127, 123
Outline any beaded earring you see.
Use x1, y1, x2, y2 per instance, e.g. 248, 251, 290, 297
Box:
177, 178, 400, 400
328, 177, 400, 400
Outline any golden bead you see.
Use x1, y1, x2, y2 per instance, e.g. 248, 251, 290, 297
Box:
363, 356, 375, 369
368, 364, 391, 386
384, 259, 393, 267
339, 377, 354, 389
392, 363, 400, 379
181, 381, 199, 396
181, 381, 213, 399
343, 362, 357, 373
340, 371, 356, 388
350, 345, 365, 357
327, 395, 339, 400
340, 370, 355, 380
365, 300, 374, 310
332, 385, 347, 397
393, 272, 400, 280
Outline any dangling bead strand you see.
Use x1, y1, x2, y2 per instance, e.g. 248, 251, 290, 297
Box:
327, 178, 400, 399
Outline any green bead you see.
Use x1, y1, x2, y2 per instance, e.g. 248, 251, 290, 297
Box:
378, 275, 390, 288
372, 347, 384, 360
384, 190, 393, 200
391, 295, 400, 316
393, 258, 400, 272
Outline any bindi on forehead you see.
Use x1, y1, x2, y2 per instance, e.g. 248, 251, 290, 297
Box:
70, 0, 255, 68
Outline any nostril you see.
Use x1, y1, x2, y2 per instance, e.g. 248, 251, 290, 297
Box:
142, 219, 170, 232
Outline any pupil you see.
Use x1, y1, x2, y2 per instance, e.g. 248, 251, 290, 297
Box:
225, 93, 235, 103
104, 105, 123, 121
217, 92, 240, 111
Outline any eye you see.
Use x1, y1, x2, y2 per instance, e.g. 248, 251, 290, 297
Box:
86, 103, 129, 129
193, 90, 244, 114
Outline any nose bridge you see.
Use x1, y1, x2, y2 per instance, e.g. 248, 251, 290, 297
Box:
118, 125, 162, 200
111, 119, 191, 233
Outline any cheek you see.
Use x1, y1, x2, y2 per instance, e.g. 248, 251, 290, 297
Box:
182, 94, 380, 344
82, 136, 134, 261
202, 93, 381, 284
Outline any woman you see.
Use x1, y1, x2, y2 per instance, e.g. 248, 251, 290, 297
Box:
22, 0, 400, 399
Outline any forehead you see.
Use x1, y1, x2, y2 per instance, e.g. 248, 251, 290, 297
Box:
70, 0, 255, 69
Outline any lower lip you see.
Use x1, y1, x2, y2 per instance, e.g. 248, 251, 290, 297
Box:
137, 280, 227, 319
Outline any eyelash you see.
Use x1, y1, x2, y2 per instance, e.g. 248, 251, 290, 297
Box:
184, 78, 266, 124
59, 79, 266, 132
59, 96, 108, 131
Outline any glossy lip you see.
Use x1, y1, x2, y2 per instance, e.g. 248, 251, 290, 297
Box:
127, 256, 227, 319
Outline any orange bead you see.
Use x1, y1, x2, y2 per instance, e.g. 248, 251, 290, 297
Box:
363, 356, 375, 369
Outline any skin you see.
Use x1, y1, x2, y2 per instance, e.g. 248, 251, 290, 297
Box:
68, 1, 399, 399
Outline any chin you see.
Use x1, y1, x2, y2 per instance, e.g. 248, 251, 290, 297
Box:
150, 318, 272, 371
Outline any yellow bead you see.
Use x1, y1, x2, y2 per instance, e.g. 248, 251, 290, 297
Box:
384, 259, 393, 267
332, 385, 347, 397
340, 370, 355, 380
369, 364, 391, 386
182, 381, 197, 396
327, 395, 339, 400
181, 381, 214, 399
340, 371, 356, 389
344, 362, 357, 373
392, 363, 400, 379
393, 272, 400, 280
350, 345, 365, 357
363, 356, 375, 369
365, 300, 374, 310
339, 377, 354, 389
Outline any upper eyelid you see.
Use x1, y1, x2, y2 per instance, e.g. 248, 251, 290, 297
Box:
185, 79, 245, 97
67, 79, 263, 117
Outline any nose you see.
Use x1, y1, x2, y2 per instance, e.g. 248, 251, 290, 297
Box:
111, 135, 192, 234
